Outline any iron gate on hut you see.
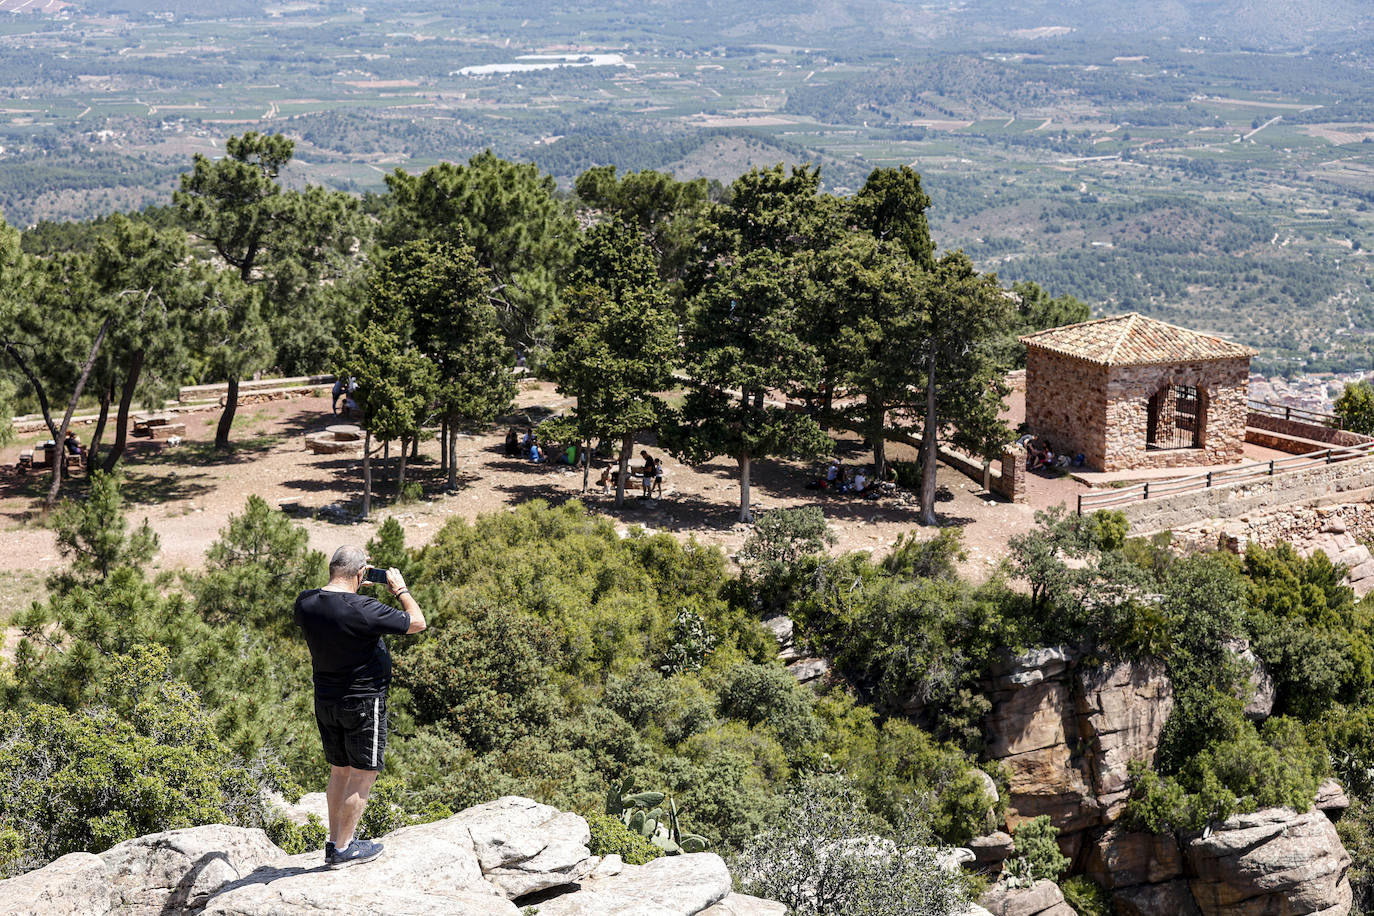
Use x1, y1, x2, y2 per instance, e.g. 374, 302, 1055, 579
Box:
1146, 384, 1202, 450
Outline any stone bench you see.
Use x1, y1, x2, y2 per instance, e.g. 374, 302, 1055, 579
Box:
305, 425, 364, 456
146, 422, 186, 440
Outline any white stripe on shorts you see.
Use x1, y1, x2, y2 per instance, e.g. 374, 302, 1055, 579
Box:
371, 697, 379, 768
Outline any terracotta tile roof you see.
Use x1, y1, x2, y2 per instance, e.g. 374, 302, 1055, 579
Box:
1019, 313, 1256, 367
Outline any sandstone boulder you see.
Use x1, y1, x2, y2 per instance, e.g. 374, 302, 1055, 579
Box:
101, 825, 286, 914
202, 814, 508, 916
1113, 879, 1201, 916
1186, 807, 1352, 916
1076, 659, 1174, 818
700, 892, 789, 915
984, 647, 1097, 842
1223, 638, 1276, 721
0, 797, 783, 916
979, 879, 1076, 916
969, 831, 1015, 866
1084, 824, 1185, 891
0, 852, 112, 916
532, 853, 733, 916
446, 796, 594, 898
1316, 779, 1351, 821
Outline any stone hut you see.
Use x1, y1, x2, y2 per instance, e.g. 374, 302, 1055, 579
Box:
1020, 314, 1256, 472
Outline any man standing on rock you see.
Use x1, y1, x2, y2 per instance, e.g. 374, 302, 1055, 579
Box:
294, 545, 427, 868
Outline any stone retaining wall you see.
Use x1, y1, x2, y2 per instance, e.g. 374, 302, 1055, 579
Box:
1245, 411, 1372, 452
1119, 452, 1374, 533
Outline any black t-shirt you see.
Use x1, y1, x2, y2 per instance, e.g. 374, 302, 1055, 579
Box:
294, 589, 411, 699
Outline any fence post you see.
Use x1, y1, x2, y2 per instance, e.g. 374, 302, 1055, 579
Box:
1328, 449, 1335, 464
1143, 482, 1150, 501
1285, 406, 1292, 421
1077, 493, 1082, 516
1269, 460, 1274, 475
1206, 471, 1213, 488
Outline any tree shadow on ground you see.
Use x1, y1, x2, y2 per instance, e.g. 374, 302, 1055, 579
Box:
133, 434, 285, 468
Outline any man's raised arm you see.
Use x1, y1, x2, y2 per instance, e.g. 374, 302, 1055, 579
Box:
385, 568, 427, 634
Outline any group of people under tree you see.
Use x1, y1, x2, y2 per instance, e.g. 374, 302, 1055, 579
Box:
0, 134, 1085, 523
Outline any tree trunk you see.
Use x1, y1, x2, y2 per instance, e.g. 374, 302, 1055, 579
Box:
88, 376, 113, 467
738, 453, 753, 523
361, 429, 373, 519
919, 344, 939, 526
214, 374, 240, 451
45, 317, 112, 512
615, 434, 632, 508
397, 436, 408, 491
3, 344, 59, 441
447, 424, 460, 491
870, 403, 887, 481
439, 419, 449, 477
410, 436, 418, 461
580, 439, 590, 493
102, 348, 145, 473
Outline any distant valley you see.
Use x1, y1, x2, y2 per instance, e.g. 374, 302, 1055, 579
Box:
0, 0, 1370, 372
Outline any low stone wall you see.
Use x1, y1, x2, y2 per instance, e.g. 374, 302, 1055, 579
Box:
1246, 411, 1372, 452
1119, 452, 1374, 533
938, 445, 1027, 504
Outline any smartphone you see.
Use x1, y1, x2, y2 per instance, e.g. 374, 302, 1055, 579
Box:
364, 567, 389, 585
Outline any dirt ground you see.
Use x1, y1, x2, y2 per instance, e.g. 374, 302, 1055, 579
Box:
0, 382, 1044, 605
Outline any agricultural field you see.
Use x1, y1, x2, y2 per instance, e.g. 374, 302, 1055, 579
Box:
0, 0, 1371, 372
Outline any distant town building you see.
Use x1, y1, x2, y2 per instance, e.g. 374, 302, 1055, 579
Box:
1021, 314, 1256, 472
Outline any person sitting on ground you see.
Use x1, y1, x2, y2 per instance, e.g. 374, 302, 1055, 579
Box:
651, 458, 664, 498
826, 459, 840, 488
522, 428, 534, 456
852, 469, 868, 495
504, 428, 519, 457
565, 444, 578, 466
530, 441, 544, 464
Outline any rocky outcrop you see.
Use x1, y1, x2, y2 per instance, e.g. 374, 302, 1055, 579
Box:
979, 879, 1076, 916
1084, 825, 1195, 916
1316, 779, 1352, 821
969, 831, 1015, 871
1076, 658, 1174, 821
983, 646, 1099, 852
0, 796, 774, 916
983, 648, 1173, 860
1185, 807, 1352, 916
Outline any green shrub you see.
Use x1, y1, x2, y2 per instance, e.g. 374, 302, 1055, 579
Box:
1061, 875, 1113, 916
735, 773, 971, 916
586, 811, 662, 865
266, 813, 327, 855
0, 645, 289, 876
718, 662, 823, 757
1008, 816, 1069, 883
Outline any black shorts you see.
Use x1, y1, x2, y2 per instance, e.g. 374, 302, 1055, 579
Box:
314, 694, 388, 771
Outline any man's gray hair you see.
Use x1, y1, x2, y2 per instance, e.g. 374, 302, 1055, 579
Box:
330, 545, 368, 579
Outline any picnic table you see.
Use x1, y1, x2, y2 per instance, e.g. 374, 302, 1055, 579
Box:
133, 413, 186, 440
17, 440, 84, 474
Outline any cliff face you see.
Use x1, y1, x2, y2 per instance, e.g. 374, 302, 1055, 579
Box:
979, 648, 1354, 916
0, 796, 784, 916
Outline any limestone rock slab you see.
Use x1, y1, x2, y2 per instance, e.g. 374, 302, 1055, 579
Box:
1076, 659, 1174, 817
100, 825, 286, 915
700, 892, 789, 915
0, 852, 112, 916
1185, 807, 1352, 916
980, 879, 1076, 916
447, 796, 593, 898
533, 853, 732, 916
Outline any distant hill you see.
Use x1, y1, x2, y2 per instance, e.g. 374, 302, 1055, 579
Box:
74, 0, 1374, 52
